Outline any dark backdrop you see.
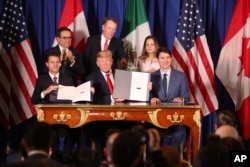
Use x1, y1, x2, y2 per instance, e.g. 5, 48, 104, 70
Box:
0, 0, 239, 149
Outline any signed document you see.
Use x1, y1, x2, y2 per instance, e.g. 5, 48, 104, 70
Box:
57, 81, 92, 102
113, 70, 150, 101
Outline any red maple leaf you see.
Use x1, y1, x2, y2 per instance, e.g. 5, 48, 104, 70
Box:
238, 37, 250, 78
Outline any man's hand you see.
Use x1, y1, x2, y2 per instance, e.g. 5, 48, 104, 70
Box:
150, 97, 160, 105
65, 50, 75, 64
43, 85, 59, 96
172, 97, 184, 103
114, 97, 125, 102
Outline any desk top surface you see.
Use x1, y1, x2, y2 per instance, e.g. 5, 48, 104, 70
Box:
35, 102, 200, 109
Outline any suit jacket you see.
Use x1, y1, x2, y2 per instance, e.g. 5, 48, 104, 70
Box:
150, 68, 190, 103
84, 35, 128, 75
3, 153, 65, 167
31, 73, 75, 104
85, 70, 113, 104
45, 45, 85, 84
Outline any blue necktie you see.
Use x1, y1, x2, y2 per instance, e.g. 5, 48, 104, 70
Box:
163, 74, 167, 97
49, 76, 58, 102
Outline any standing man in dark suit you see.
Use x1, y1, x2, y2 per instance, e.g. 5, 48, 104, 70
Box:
45, 27, 85, 85
150, 47, 190, 150
31, 51, 76, 164
84, 17, 128, 75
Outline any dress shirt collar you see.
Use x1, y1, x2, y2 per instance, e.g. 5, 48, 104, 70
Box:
58, 45, 68, 53
49, 72, 59, 81
160, 68, 171, 78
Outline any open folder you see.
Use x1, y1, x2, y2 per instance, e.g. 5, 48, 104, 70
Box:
57, 81, 92, 102
113, 69, 151, 101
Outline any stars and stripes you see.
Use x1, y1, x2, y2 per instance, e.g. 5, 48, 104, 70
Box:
0, 0, 38, 128
172, 0, 218, 116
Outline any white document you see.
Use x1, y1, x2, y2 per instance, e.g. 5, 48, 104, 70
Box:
57, 81, 92, 102
113, 69, 150, 101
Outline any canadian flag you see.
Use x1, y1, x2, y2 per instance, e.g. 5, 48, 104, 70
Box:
216, 0, 250, 139
53, 0, 89, 52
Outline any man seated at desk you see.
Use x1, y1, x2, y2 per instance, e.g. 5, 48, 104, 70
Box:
150, 47, 190, 150
31, 51, 76, 164
84, 50, 132, 158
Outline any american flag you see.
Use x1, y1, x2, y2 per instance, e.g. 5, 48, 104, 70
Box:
172, 0, 218, 116
0, 0, 38, 128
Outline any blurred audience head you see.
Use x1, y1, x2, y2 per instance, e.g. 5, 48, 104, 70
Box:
22, 122, 52, 154
161, 145, 181, 167
74, 147, 101, 167
196, 135, 229, 167
215, 125, 239, 139
215, 109, 237, 129
111, 130, 143, 167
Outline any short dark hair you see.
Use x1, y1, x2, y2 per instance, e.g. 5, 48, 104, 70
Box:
215, 109, 237, 128
112, 130, 142, 167
55, 26, 72, 37
45, 50, 60, 62
23, 122, 52, 151
156, 47, 172, 59
102, 17, 118, 25
197, 135, 229, 167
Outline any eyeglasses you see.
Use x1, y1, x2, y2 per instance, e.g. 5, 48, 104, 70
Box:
60, 36, 72, 40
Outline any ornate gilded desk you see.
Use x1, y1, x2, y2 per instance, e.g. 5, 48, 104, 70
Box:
35, 103, 201, 162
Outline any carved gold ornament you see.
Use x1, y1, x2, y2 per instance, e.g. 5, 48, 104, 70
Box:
110, 111, 127, 120
53, 111, 71, 122
167, 112, 184, 123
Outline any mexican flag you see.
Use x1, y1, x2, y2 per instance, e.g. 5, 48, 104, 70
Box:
120, 0, 151, 59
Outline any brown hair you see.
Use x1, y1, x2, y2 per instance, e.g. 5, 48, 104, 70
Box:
102, 17, 118, 25
139, 35, 160, 62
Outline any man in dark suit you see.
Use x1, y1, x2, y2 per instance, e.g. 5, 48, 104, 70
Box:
84, 50, 125, 158
31, 51, 75, 104
2, 122, 64, 167
31, 51, 76, 164
84, 17, 128, 75
150, 47, 190, 150
45, 26, 85, 85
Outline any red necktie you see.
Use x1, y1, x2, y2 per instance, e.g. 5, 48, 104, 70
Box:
106, 73, 113, 94
103, 40, 109, 51
53, 76, 57, 84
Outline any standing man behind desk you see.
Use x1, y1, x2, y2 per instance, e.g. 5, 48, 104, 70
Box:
45, 27, 85, 85
84, 17, 128, 75
150, 47, 190, 150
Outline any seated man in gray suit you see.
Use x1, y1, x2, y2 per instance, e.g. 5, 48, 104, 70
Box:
150, 47, 190, 150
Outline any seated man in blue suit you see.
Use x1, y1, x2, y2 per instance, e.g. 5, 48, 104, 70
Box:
150, 47, 190, 150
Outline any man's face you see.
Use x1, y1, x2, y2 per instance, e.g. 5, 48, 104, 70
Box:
158, 52, 172, 70
102, 20, 117, 40
46, 55, 61, 74
96, 57, 113, 73
56, 30, 72, 48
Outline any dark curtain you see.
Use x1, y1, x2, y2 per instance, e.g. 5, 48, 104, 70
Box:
0, 0, 238, 147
